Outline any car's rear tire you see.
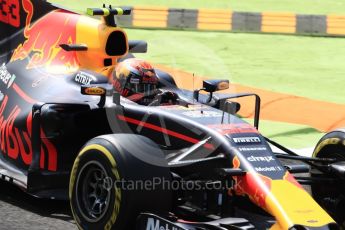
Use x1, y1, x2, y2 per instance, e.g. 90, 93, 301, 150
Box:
69, 134, 172, 230
312, 130, 345, 228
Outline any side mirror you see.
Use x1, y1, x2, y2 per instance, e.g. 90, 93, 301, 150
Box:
194, 79, 230, 103
203, 79, 229, 93
223, 101, 241, 115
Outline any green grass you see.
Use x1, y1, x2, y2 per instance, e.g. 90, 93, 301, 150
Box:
255, 120, 324, 149
126, 29, 345, 105
51, 0, 345, 15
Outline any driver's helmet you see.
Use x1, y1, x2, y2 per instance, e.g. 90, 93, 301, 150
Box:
113, 58, 159, 104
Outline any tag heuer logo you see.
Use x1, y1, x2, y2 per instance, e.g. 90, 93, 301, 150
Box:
232, 136, 261, 144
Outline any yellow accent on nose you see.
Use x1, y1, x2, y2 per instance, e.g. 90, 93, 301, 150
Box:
266, 180, 335, 229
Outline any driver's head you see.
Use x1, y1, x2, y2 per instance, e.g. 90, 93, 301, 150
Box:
113, 58, 159, 104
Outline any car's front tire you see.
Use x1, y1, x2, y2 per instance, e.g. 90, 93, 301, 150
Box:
69, 134, 172, 230
312, 130, 345, 228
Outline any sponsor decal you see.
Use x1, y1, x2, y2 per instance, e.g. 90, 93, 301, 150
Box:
231, 154, 287, 209
74, 71, 96, 85
11, 4, 79, 71
0, 0, 20, 27
232, 156, 241, 168
146, 218, 183, 230
232, 172, 272, 209
307, 220, 318, 223
232, 136, 261, 144
238, 147, 267, 151
84, 87, 105, 95
208, 123, 258, 135
247, 155, 274, 163
182, 110, 222, 118
142, 74, 158, 84
130, 77, 140, 84
0, 63, 16, 88
255, 166, 283, 172
0, 95, 57, 171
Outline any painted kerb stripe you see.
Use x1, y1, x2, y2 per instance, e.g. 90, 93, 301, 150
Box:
116, 7, 345, 36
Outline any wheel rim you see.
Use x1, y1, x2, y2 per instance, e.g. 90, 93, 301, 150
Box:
75, 161, 113, 223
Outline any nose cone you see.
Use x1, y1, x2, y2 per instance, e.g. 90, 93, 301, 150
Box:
233, 170, 335, 229
266, 178, 335, 229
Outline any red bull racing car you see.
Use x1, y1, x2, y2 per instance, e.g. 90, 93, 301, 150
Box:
1, 0, 345, 229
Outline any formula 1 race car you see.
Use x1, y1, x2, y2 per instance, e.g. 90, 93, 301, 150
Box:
1, 0, 345, 229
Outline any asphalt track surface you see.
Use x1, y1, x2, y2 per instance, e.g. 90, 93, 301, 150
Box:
0, 180, 76, 230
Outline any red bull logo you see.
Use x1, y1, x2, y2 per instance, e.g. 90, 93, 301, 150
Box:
0, 95, 58, 171
11, 0, 80, 72
231, 156, 272, 209
233, 172, 272, 209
